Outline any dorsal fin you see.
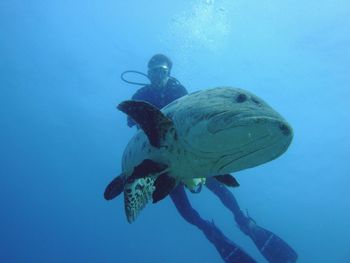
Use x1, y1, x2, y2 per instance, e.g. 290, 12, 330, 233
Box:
118, 100, 176, 148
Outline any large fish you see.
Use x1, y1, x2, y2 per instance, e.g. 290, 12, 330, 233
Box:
104, 87, 293, 222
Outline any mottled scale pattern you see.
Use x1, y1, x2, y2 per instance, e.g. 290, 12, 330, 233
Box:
124, 176, 156, 223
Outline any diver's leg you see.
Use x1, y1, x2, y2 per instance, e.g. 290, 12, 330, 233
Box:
170, 184, 257, 263
205, 178, 298, 263
169, 184, 205, 227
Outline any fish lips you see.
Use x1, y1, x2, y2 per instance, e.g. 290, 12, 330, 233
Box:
207, 116, 293, 156
208, 117, 293, 173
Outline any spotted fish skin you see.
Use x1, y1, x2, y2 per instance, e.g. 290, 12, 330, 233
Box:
112, 87, 293, 222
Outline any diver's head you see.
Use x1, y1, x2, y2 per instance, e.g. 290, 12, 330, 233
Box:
147, 54, 172, 88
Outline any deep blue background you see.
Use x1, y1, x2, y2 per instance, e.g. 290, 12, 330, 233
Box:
1, 1, 349, 262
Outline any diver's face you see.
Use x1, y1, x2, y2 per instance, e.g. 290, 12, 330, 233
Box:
148, 64, 170, 88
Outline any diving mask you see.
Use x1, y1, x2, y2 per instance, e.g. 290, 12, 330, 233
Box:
148, 64, 170, 80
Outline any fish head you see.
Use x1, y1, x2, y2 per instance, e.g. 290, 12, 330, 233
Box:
184, 87, 293, 173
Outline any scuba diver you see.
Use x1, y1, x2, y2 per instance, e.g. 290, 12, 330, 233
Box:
121, 54, 298, 263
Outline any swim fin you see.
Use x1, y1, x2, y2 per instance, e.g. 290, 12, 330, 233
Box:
202, 220, 257, 263
236, 213, 298, 263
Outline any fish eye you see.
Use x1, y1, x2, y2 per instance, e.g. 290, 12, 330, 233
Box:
236, 93, 247, 103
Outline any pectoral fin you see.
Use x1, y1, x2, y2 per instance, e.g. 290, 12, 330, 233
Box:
127, 159, 168, 183
214, 174, 240, 187
104, 174, 126, 200
152, 173, 176, 203
117, 100, 176, 148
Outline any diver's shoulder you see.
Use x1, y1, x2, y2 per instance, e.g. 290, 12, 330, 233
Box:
132, 85, 153, 98
168, 77, 181, 86
168, 78, 187, 91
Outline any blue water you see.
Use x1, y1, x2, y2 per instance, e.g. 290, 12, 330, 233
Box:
1, 1, 349, 262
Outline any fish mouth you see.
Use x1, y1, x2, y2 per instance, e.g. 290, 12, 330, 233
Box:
207, 109, 290, 132
215, 132, 291, 172
235, 116, 292, 137
212, 117, 293, 173
182, 112, 293, 174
